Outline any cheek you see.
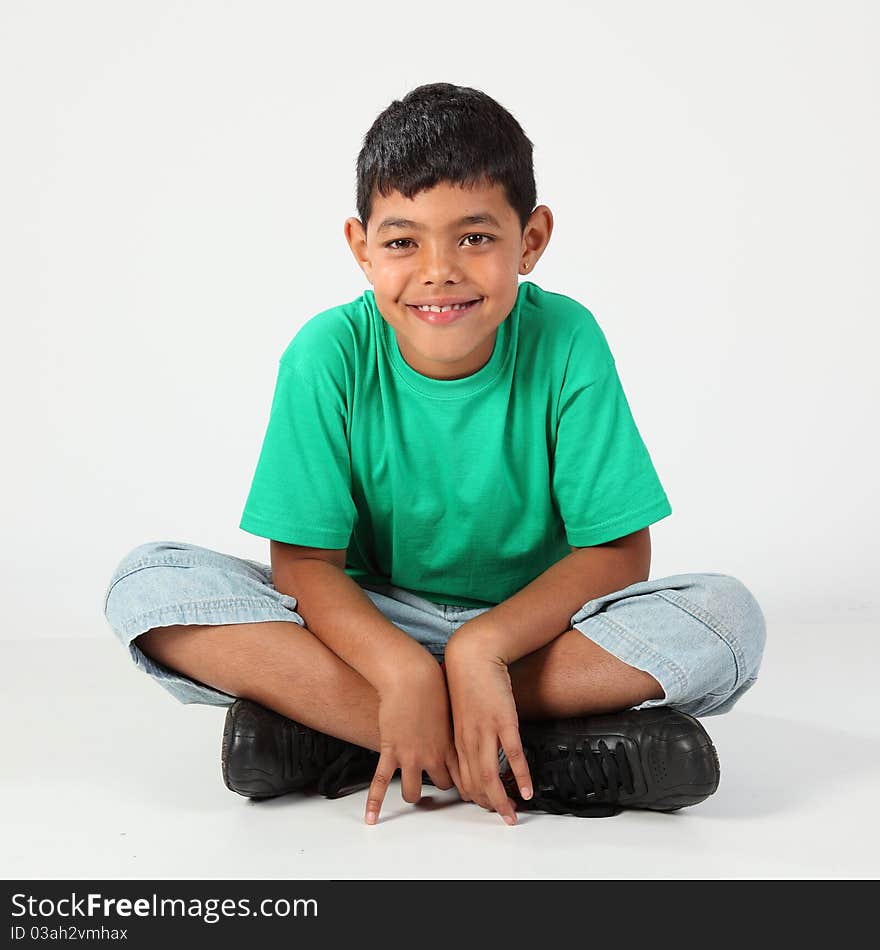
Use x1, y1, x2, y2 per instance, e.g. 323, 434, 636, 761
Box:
371, 266, 408, 295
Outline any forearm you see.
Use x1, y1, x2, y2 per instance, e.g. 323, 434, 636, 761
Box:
274, 559, 436, 690
447, 538, 650, 666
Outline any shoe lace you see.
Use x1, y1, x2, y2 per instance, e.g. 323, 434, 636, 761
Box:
282, 726, 337, 784
316, 745, 380, 799
527, 738, 636, 818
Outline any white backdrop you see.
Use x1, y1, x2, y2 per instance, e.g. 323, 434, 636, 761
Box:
2, 0, 877, 640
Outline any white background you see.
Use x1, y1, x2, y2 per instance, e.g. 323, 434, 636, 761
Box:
2, 0, 879, 882
3, 1, 877, 635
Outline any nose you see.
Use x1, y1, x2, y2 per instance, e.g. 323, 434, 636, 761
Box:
418, 244, 462, 284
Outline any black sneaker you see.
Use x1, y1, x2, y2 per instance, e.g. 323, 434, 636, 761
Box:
505, 707, 720, 818
221, 699, 379, 800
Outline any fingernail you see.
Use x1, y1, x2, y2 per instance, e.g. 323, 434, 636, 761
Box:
504, 815, 516, 826
366, 811, 377, 825
521, 787, 532, 800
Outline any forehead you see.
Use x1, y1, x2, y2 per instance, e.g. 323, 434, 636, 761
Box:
370, 179, 516, 234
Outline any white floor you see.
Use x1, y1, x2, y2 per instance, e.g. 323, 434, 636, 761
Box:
3, 617, 879, 880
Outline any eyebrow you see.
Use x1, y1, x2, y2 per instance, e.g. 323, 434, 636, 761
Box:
376, 212, 504, 233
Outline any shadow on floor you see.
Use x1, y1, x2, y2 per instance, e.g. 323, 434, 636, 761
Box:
692, 711, 880, 819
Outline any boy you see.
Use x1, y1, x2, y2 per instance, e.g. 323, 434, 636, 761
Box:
103, 83, 766, 826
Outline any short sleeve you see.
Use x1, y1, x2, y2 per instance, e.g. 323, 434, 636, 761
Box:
551, 357, 672, 546
239, 350, 356, 549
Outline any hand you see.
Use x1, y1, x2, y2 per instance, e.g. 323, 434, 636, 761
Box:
443, 627, 533, 825
365, 654, 464, 825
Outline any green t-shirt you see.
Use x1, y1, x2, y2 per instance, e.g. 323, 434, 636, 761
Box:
239, 280, 672, 608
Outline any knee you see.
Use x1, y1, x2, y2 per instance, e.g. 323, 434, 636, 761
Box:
699, 573, 767, 682
103, 540, 192, 620
115, 540, 195, 573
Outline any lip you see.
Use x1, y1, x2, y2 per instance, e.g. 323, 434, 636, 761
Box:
407, 298, 482, 325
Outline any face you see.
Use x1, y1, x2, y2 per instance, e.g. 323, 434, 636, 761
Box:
345, 179, 553, 380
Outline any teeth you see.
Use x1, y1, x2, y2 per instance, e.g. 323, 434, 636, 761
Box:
415, 301, 474, 312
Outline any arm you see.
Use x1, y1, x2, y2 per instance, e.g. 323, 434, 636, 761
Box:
445, 526, 652, 664
442, 527, 652, 820
270, 540, 464, 822
270, 539, 436, 691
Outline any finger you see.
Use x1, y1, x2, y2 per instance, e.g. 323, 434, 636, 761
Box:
479, 736, 518, 824
499, 725, 533, 803
446, 755, 467, 800
365, 752, 396, 825
465, 740, 495, 812
400, 762, 424, 804
426, 761, 455, 791
455, 743, 476, 803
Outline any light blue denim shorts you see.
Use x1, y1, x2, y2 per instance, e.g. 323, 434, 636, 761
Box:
103, 540, 766, 718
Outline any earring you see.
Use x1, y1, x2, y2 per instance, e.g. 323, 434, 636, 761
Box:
523, 261, 530, 271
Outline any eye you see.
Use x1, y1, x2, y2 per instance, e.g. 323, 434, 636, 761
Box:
463, 233, 493, 247
383, 234, 495, 251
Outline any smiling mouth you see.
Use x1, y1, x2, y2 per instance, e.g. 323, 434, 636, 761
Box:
407, 298, 482, 323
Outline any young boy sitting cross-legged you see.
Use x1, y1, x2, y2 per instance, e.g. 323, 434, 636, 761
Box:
104, 82, 766, 825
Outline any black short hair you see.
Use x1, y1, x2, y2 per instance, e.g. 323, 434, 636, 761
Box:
356, 83, 537, 234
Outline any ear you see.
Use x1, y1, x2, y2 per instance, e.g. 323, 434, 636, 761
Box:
344, 217, 372, 281
521, 205, 554, 270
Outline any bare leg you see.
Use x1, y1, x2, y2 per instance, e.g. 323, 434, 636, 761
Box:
509, 627, 665, 720
137, 621, 663, 752
137, 622, 382, 751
